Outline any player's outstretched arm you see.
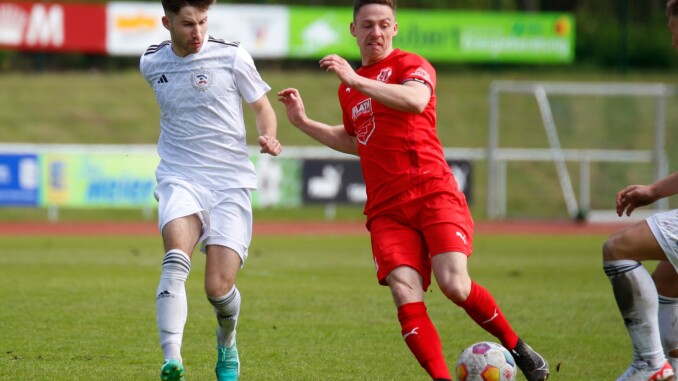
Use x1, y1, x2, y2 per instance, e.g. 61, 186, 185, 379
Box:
250, 95, 282, 156
277, 88, 358, 156
616, 171, 678, 216
319, 54, 431, 114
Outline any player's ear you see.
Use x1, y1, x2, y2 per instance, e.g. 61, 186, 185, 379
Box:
393, 22, 398, 37
162, 15, 170, 31
350, 22, 356, 37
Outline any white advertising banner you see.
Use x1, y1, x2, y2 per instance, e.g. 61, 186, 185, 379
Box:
208, 5, 288, 58
106, 2, 288, 58
106, 2, 164, 56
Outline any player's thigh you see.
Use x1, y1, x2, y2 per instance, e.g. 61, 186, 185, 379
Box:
162, 215, 203, 255
155, 177, 210, 252
603, 220, 665, 261
202, 188, 252, 262
369, 215, 431, 290
431, 252, 471, 297
205, 245, 242, 297
419, 192, 473, 256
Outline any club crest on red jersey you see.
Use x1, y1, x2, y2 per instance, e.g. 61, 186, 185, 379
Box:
376, 67, 392, 83
191, 70, 213, 92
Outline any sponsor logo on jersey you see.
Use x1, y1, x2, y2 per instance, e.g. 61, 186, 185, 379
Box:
352, 98, 372, 120
352, 98, 376, 145
191, 70, 213, 92
157, 74, 168, 84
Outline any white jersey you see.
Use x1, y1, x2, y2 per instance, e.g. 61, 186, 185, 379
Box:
140, 36, 271, 190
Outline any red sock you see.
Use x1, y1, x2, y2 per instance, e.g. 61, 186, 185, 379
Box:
457, 281, 519, 350
397, 302, 451, 380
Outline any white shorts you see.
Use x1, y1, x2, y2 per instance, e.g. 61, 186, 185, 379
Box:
154, 177, 253, 263
647, 209, 678, 270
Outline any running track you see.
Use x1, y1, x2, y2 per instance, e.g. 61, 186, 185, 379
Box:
0, 220, 636, 236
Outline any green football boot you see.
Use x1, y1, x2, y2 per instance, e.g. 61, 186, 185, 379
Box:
215, 342, 239, 381
160, 359, 184, 381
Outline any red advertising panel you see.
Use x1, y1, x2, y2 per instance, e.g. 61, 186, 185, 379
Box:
0, 2, 106, 53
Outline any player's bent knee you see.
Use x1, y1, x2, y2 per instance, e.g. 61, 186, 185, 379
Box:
388, 278, 425, 305
440, 282, 470, 304
602, 237, 623, 261
205, 280, 235, 299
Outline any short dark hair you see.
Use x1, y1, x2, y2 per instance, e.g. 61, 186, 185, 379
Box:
353, 0, 396, 19
668, 0, 678, 17
161, 0, 215, 14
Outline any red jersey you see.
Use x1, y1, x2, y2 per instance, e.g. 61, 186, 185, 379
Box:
339, 49, 454, 216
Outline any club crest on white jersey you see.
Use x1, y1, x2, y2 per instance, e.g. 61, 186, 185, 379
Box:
191, 70, 213, 92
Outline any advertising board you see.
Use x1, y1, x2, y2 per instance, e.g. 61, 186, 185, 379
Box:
302, 159, 473, 205
0, 154, 39, 206
0, 2, 106, 53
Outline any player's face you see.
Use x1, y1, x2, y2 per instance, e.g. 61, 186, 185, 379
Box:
669, 15, 678, 52
162, 6, 208, 57
351, 4, 398, 65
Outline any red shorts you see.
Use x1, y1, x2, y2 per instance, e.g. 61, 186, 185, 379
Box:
366, 177, 474, 291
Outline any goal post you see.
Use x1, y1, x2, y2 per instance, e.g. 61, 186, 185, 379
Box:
486, 80, 675, 221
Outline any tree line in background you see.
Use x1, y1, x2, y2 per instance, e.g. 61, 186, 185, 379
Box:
0, 0, 676, 72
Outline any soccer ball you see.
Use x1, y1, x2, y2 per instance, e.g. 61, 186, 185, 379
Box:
455, 341, 517, 381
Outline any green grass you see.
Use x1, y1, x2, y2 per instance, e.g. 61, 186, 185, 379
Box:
0, 232, 639, 380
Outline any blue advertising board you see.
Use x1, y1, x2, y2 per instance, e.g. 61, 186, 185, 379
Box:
0, 154, 39, 206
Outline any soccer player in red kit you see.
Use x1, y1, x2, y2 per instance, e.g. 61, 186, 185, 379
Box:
278, 1, 549, 380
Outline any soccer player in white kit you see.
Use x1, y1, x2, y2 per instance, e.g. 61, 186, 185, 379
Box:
603, 4, 678, 376
604, 170, 678, 381
139, 0, 282, 380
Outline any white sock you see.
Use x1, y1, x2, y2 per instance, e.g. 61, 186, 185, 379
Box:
659, 294, 678, 370
157, 249, 191, 361
208, 286, 241, 348
604, 260, 665, 368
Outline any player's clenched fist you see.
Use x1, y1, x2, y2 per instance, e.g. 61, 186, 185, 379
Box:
258, 135, 282, 156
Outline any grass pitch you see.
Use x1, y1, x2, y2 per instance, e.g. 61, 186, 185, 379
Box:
0, 232, 636, 380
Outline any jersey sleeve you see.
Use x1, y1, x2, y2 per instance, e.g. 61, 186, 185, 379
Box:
233, 45, 272, 104
398, 54, 436, 93
139, 41, 168, 87
139, 51, 151, 85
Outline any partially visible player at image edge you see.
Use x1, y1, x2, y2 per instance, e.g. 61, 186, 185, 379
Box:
601, 1, 678, 380
139, 0, 282, 380
278, 1, 549, 380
